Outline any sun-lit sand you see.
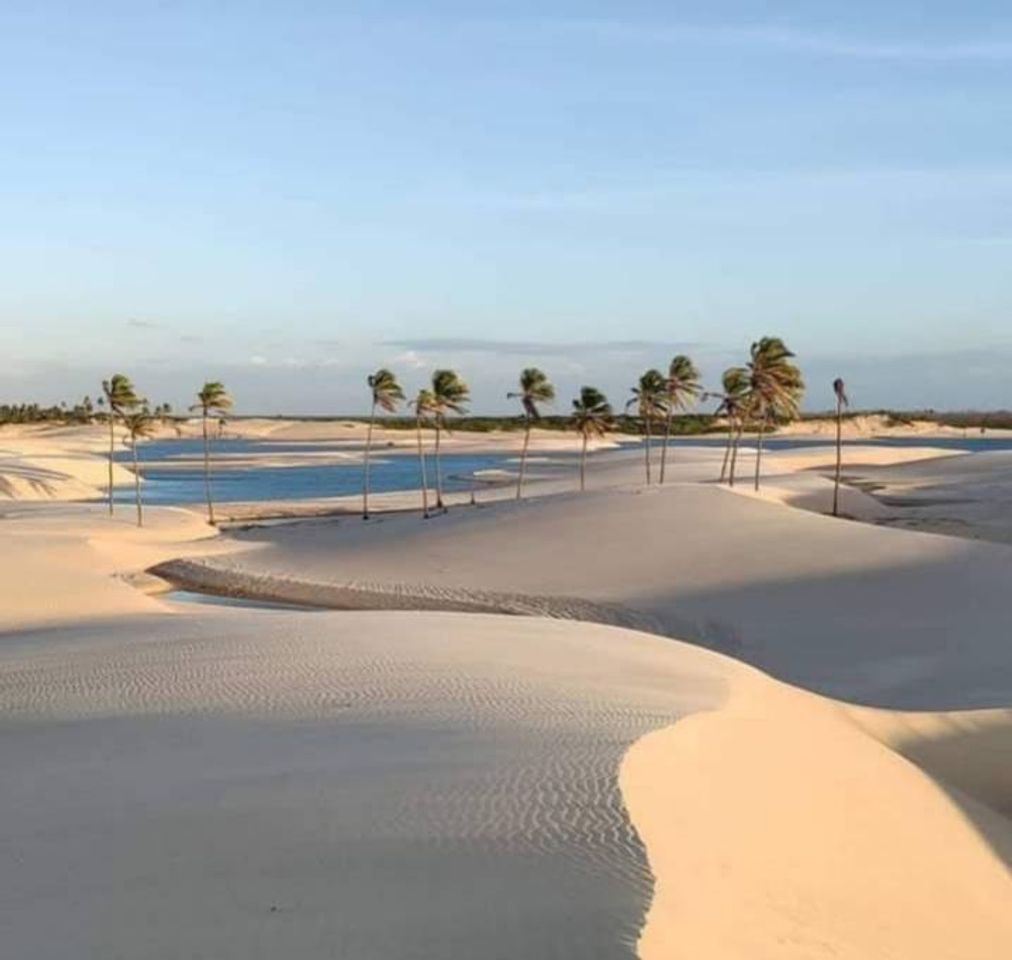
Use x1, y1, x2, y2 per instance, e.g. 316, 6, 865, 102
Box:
1, 424, 1010, 958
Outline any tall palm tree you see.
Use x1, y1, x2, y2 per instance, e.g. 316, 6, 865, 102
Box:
507, 367, 555, 500
746, 337, 804, 491
832, 377, 849, 517
101, 374, 141, 515
430, 369, 470, 512
626, 369, 667, 485
410, 389, 436, 518
190, 381, 232, 525
362, 368, 404, 520
570, 386, 614, 492
121, 409, 156, 527
658, 355, 701, 485
708, 367, 750, 486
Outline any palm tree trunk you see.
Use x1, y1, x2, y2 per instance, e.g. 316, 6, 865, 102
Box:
719, 419, 733, 482
580, 433, 588, 491
753, 420, 766, 491
416, 415, 430, 518
108, 414, 116, 515
833, 397, 843, 516
643, 414, 652, 485
201, 410, 215, 525
659, 411, 673, 484
132, 443, 143, 527
434, 422, 445, 511
516, 416, 531, 500
728, 422, 744, 487
363, 400, 376, 520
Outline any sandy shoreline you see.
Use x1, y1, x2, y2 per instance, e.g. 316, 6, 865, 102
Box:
1, 426, 1010, 957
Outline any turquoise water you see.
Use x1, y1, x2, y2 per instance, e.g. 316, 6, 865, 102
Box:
114, 435, 1012, 506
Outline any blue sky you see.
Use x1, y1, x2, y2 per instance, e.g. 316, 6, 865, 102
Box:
2, 2, 1011, 413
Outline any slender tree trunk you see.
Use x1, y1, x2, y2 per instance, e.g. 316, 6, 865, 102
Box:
416, 415, 430, 518
108, 414, 116, 515
643, 414, 652, 485
201, 410, 215, 525
516, 416, 531, 500
728, 422, 744, 487
363, 400, 376, 520
132, 442, 143, 527
753, 420, 766, 491
434, 422, 445, 511
580, 433, 588, 491
832, 397, 843, 516
719, 419, 734, 482
659, 410, 673, 484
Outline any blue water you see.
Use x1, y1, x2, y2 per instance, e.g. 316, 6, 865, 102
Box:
114, 438, 532, 505
113, 435, 1012, 506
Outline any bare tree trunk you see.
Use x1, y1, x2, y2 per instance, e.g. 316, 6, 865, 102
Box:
434, 422, 445, 511
832, 397, 843, 516
108, 414, 116, 515
728, 423, 744, 487
719, 419, 733, 482
132, 443, 143, 527
416, 415, 430, 518
363, 400, 376, 520
659, 410, 673, 484
753, 420, 766, 491
516, 416, 531, 500
643, 415, 652, 485
201, 410, 215, 525
580, 433, 588, 491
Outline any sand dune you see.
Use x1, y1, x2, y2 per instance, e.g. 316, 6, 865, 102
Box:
1, 432, 1010, 957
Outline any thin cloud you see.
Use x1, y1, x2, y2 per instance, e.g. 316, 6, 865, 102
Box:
556, 19, 1012, 62
384, 338, 708, 356
127, 318, 161, 329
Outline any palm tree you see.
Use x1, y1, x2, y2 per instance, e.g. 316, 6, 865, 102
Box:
362, 369, 404, 520
746, 337, 804, 491
570, 386, 614, 492
430, 369, 470, 512
190, 381, 232, 524
121, 409, 156, 527
101, 374, 141, 515
658, 355, 701, 484
832, 378, 849, 517
507, 367, 555, 500
708, 367, 750, 486
410, 389, 436, 518
626, 369, 667, 485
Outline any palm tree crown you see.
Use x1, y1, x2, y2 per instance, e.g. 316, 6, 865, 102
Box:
746, 337, 804, 423
664, 355, 701, 412
626, 369, 668, 421
121, 408, 156, 527
102, 374, 141, 414
368, 368, 405, 412
571, 387, 614, 438
431, 369, 470, 418
508, 367, 555, 420
192, 381, 233, 417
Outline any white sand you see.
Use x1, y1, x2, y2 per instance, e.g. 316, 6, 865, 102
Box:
0, 428, 1009, 958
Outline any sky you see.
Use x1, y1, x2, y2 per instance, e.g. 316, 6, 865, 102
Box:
2, 1, 1011, 414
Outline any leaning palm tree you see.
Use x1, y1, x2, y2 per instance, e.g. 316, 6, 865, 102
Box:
410, 389, 436, 518
658, 355, 701, 484
362, 369, 404, 520
708, 366, 750, 486
101, 374, 141, 515
832, 377, 849, 517
430, 369, 470, 512
190, 381, 233, 524
570, 386, 614, 492
507, 367, 555, 500
121, 409, 156, 527
746, 337, 804, 491
626, 369, 668, 485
